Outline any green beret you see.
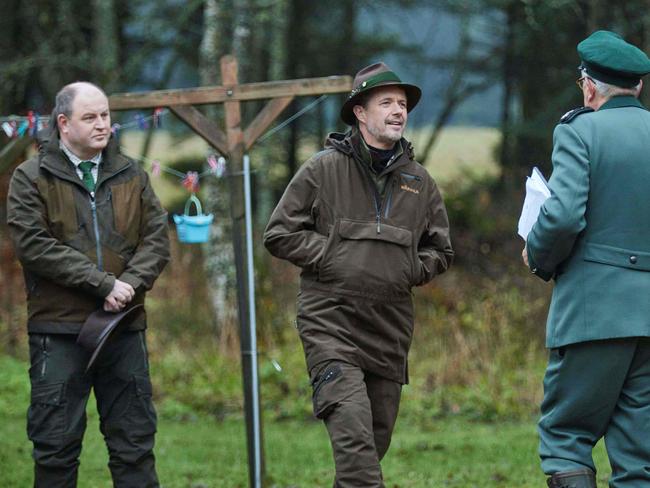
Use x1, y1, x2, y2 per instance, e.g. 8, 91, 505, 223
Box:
578, 30, 650, 88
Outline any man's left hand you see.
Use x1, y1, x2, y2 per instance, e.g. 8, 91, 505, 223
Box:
103, 279, 135, 312
104, 297, 125, 313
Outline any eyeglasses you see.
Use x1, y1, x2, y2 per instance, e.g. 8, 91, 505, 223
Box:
576, 76, 592, 90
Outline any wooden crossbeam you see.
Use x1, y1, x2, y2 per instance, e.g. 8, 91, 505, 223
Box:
244, 96, 293, 150
108, 75, 352, 110
91, 54, 356, 488
168, 105, 229, 156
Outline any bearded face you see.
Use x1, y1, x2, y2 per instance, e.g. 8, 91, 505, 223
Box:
353, 86, 408, 149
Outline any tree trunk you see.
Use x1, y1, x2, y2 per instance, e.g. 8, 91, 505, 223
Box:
284, 0, 308, 184
497, 2, 517, 189
200, 0, 237, 335
417, 15, 490, 165
92, 0, 120, 91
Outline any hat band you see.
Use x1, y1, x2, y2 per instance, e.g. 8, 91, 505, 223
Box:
348, 71, 402, 99
580, 61, 641, 89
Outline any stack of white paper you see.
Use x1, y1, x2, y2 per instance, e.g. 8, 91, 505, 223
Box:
518, 167, 551, 240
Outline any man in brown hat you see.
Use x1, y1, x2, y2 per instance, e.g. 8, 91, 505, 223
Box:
264, 62, 453, 486
7, 82, 170, 487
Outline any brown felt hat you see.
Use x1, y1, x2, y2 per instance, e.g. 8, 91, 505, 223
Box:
340, 62, 422, 126
77, 304, 144, 372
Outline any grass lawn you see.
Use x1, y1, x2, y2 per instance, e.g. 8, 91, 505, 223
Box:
0, 398, 613, 487
0, 353, 614, 487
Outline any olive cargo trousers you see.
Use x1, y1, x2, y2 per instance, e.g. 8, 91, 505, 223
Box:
310, 360, 402, 487
539, 338, 650, 487
27, 331, 159, 488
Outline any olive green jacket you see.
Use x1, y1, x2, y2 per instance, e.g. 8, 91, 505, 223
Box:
527, 96, 650, 347
264, 129, 453, 382
7, 129, 170, 333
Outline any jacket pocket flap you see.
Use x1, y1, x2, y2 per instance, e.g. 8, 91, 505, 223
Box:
584, 242, 650, 271
31, 382, 64, 406
133, 374, 153, 397
339, 220, 411, 246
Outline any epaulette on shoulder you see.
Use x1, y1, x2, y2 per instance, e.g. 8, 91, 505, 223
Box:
559, 106, 594, 124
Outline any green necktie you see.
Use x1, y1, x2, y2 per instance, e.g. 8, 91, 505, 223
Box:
79, 161, 96, 192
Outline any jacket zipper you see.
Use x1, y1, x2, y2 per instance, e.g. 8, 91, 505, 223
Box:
400, 172, 422, 181
90, 192, 103, 271
384, 179, 396, 218
369, 174, 398, 234
361, 164, 388, 234
85, 164, 130, 272
356, 151, 403, 234
373, 192, 382, 233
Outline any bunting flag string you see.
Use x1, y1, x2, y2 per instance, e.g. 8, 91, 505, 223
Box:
1, 107, 226, 192
1, 93, 328, 193
120, 147, 225, 187
0, 108, 170, 137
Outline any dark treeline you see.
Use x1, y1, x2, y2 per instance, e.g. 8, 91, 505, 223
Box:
2, 1, 650, 191
3, 0, 650, 304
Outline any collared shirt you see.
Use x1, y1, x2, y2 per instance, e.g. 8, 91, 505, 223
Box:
59, 141, 102, 184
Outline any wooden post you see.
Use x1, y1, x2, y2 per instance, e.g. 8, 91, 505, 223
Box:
105, 61, 352, 488
221, 54, 264, 487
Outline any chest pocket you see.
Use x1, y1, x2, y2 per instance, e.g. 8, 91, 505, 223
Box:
398, 172, 423, 195
110, 179, 142, 244
319, 219, 416, 294
38, 178, 78, 242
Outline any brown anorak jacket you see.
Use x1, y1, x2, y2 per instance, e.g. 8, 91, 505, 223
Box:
7, 129, 170, 334
264, 129, 453, 383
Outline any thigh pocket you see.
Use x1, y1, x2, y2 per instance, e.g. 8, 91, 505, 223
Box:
311, 363, 343, 419
27, 382, 66, 441
127, 375, 157, 434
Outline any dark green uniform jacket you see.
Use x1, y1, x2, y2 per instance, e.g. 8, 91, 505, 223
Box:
264, 129, 453, 383
7, 129, 170, 333
527, 96, 650, 348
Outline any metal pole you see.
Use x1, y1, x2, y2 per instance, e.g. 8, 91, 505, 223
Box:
220, 55, 265, 487
243, 154, 262, 487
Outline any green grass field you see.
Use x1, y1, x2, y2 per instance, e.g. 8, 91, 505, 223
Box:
0, 354, 613, 488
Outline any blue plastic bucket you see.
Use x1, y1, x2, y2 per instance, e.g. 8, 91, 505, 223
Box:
173, 194, 214, 243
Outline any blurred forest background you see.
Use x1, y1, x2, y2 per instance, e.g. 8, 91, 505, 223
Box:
1, 1, 650, 486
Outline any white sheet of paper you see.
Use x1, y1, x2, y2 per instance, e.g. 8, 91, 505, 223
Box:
517, 167, 551, 240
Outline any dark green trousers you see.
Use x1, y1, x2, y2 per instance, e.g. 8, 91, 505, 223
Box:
27, 331, 159, 488
539, 338, 650, 487
310, 360, 402, 488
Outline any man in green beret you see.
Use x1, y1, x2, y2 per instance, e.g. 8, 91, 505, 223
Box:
264, 62, 453, 486
523, 31, 650, 488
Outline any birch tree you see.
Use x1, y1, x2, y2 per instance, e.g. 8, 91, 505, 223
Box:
201, 0, 238, 335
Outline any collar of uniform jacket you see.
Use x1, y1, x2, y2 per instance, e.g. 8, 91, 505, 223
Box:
599, 95, 647, 111
37, 127, 132, 183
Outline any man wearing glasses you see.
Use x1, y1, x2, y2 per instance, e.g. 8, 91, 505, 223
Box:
523, 31, 650, 488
